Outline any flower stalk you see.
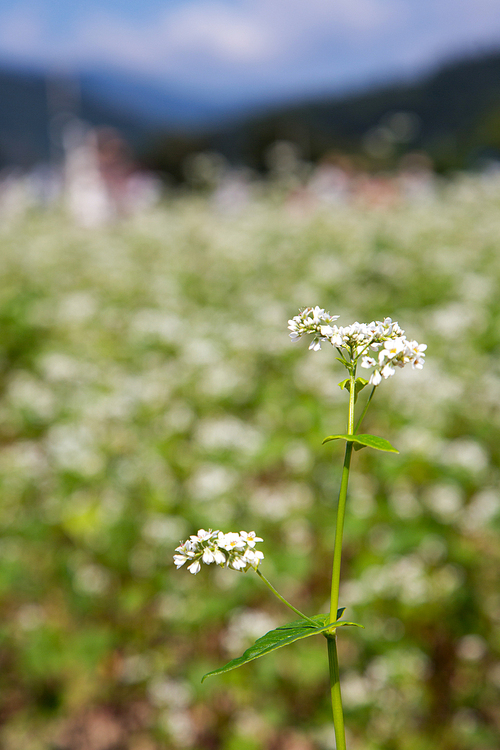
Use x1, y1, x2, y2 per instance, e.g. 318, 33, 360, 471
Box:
175, 307, 427, 750
328, 634, 346, 750
256, 569, 317, 626
326, 364, 356, 750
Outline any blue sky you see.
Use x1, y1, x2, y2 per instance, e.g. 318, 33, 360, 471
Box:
1, 0, 500, 103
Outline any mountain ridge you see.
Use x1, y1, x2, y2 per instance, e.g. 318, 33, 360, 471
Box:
1, 49, 500, 171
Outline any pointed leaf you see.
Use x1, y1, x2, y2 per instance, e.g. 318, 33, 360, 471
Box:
354, 377, 369, 393
322, 433, 399, 453
337, 377, 369, 402
202, 613, 352, 682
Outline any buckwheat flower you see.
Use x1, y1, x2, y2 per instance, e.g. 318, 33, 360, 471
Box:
174, 529, 264, 574
202, 548, 216, 564
173, 554, 189, 569
195, 529, 214, 542
219, 532, 246, 552
361, 329, 427, 385
407, 341, 427, 368
288, 307, 340, 350
239, 531, 263, 548
174, 528, 226, 574
381, 363, 396, 379
380, 337, 406, 360
213, 548, 227, 565
228, 555, 248, 571
243, 548, 264, 567
174, 541, 195, 558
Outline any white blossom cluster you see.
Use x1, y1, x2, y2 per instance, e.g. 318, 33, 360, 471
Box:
288, 306, 340, 350
360, 335, 427, 385
288, 307, 426, 384
174, 529, 264, 574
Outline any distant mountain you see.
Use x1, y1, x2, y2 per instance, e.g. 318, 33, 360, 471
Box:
1, 50, 500, 172
0, 65, 155, 167
79, 70, 246, 129
0, 65, 237, 168
0, 67, 51, 167
200, 50, 500, 173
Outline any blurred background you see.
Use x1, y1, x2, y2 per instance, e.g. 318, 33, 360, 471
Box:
1, 2, 500, 749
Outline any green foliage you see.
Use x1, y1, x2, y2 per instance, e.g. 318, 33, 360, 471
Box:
202, 611, 362, 682
322, 433, 399, 453
0, 180, 500, 748
338, 376, 369, 401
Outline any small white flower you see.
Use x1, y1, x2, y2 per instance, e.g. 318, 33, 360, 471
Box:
288, 308, 426, 386
381, 363, 396, 379
320, 325, 334, 337
175, 542, 195, 557
381, 337, 406, 359
288, 307, 340, 348
213, 549, 226, 565
240, 531, 263, 547
220, 532, 246, 551
202, 548, 215, 564
197, 529, 213, 541
174, 529, 263, 574
243, 548, 264, 568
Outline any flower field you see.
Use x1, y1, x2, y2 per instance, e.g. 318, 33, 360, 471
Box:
1, 176, 500, 749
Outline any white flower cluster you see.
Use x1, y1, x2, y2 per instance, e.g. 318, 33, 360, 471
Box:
174, 529, 264, 575
360, 335, 427, 385
288, 306, 340, 351
288, 307, 426, 384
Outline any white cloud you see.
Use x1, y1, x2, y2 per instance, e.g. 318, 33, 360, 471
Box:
0, 0, 499, 99
0, 0, 403, 73
68, 0, 406, 92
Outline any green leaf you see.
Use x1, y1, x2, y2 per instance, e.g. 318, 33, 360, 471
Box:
322, 433, 399, 453
338, 377, 369, 393
201, 611, 355, 682
337, 377, 369, 403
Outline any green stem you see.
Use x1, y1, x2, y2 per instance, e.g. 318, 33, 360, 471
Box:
329, 367, 355, 621
329, 440, 353, 623
255, 569, 317, 626
327, 364, 356, 749
353, 385, 376, 434
327, 635, 346, 750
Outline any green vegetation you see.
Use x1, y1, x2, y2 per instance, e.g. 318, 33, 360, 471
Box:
0, 177, 500, 749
